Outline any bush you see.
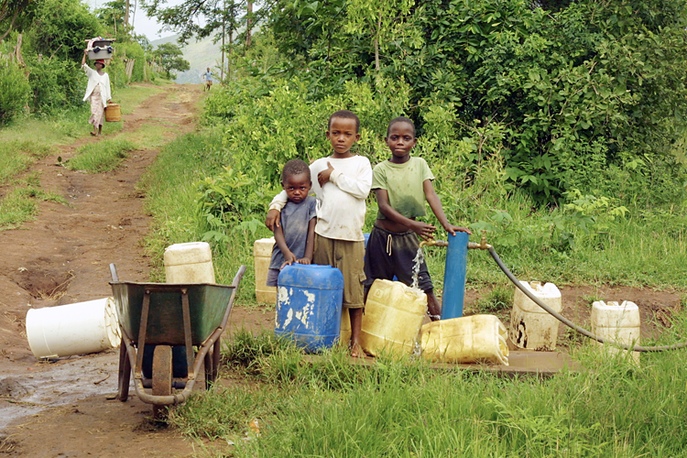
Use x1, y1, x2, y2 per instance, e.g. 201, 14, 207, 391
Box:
112, 41, 147, 84
0, 59, 31, 124
26, 55, 81, 114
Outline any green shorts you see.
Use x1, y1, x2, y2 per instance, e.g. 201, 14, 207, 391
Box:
313, 234, 366, 309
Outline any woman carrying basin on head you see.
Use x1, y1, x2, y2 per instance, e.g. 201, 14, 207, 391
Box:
81, 49, 112, 137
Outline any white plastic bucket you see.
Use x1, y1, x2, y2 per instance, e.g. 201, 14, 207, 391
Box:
26, 297, 120, 359
591, 300, 640, 364
510, 281, 562, 350
164, 241, 215, 283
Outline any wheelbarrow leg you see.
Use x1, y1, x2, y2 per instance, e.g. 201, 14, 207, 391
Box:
116, 338, 131, 402
204, 349, 213, 390
152, 345, 173, 421
212, 338, 221, 381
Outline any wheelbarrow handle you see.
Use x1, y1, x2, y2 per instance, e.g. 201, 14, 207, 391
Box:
109, 263, 119, 282
231, 265, 247, 288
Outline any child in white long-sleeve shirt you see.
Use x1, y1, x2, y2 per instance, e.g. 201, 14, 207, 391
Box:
266, 110, 372, 357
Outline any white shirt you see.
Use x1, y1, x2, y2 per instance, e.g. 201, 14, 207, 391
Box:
82, 63, 112, 107
271, 155, 372, 241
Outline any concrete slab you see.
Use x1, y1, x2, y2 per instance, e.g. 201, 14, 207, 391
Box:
305, 350, 579, 378
442, 350, 580, 377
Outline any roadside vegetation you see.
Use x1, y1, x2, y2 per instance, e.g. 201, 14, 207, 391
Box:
0, 83, 164, 230
139, 0, 687, 453
167, 328, 687, 457
3, 0, 687, 455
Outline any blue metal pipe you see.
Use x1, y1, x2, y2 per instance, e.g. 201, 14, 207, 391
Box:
441, 231, 469, 319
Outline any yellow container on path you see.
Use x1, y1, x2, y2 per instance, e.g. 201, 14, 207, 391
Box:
421, 315, 509, 365
164, 241, 215, 283
360, 279, 427, 357
253, 237, 277, 304
591, 300, 640, 364
510, 281, 562, 351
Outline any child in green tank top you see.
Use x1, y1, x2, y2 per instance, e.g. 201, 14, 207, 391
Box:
364, 117, 471, 320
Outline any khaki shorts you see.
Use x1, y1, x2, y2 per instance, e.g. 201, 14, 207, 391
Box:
313, 234, 365, 309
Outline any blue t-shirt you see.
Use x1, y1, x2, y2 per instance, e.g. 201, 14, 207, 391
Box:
269, 196, 317, 272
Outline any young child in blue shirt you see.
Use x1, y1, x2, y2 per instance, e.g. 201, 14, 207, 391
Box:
364, 116, 471, 320
267, 159, 317, 287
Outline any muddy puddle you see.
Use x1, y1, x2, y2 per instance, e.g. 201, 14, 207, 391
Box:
0, 351, 119, 430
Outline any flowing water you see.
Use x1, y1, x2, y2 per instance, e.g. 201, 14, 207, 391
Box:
411, 247, 424, 289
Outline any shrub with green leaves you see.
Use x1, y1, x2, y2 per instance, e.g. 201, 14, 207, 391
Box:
198, 75, 411, 235
112, 41, 147, 84
0, 59, 31, 124
26, 55, 81, 114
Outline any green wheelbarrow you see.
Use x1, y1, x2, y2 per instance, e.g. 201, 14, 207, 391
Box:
109, 264, 246, 419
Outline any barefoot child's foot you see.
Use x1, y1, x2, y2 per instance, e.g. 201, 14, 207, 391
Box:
350, 343, 365, 358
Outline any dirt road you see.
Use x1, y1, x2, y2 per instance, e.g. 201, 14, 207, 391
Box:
0, 84, 270, 457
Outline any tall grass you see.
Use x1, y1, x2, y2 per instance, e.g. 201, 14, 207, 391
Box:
168, 328, 687, 457
65, 139, 136, 173
139, 128, 267, 288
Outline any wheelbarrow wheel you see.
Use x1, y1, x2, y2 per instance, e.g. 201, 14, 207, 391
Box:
116, 339, 131, 401
152, 345, 173, 421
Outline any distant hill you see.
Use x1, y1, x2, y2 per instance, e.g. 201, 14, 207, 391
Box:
151, 35, 224, 84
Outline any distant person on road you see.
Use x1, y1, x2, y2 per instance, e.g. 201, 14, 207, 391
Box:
266, 159, 317, 290
203, 67, 213, 91
81, 50, 112, 137
364, 116, 471, 321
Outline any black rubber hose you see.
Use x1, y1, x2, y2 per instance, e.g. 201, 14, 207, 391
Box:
488, 246, 687, 352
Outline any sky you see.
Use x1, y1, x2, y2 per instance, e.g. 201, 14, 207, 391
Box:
89, 0, 180, 40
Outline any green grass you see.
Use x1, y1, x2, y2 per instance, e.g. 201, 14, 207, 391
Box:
112, 82, 167, 116
0, 176, 65, 230
65, 138, 136, 173
166, 328, 687, 457
466, 284, 512, 316
0, 140, 52, 182
0, 187, 39, 229
0, 83, 168, 231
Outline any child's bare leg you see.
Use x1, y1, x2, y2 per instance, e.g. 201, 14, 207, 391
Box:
348, 307, 364, 357
427, 290, 441, 321
98, 124, 102, 135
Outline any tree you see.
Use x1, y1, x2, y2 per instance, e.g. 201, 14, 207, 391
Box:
153, 42, 190, 78
0, 0, 38, 42
141, 0, 249, 45
29, 0, 102, 60
97, 0, 134, 39
260, 0, 687, 204
344, 0, 421, 71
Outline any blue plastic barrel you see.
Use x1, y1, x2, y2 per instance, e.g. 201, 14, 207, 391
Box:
276, 264, 344, 353
441, 231, 469, 319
